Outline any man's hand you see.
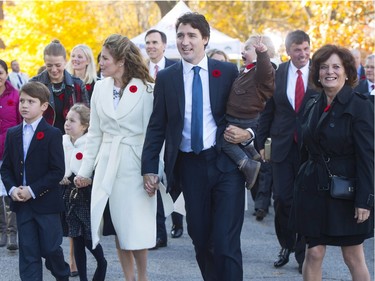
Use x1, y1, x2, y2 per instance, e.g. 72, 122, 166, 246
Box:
224, 125, 252, 144
143, 174, 159, 197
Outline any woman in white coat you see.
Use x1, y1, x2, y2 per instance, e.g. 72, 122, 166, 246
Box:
75, 34, 157, 281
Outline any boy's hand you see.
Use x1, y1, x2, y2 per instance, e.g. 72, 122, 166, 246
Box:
252, 36, 268, 53
11, 187, 24, 202
18, 186, 32, 201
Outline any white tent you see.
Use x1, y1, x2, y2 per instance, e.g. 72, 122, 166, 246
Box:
131, 1, 242, 60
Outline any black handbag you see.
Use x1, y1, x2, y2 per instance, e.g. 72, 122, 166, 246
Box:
329, 175, 356, 200
321, 154, 356, 201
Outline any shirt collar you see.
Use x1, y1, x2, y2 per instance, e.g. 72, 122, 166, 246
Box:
182, 55, 208, 74
290, 60, 310, 76
150, 57, 166, 70
23, 116, 43, 132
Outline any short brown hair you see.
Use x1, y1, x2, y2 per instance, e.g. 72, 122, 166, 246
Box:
20, 82, 50, 104
310, 44, 358, 89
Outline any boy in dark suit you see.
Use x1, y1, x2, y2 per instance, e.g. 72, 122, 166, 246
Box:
1, 82, 70, 281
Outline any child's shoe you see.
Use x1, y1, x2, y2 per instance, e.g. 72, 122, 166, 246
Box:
239, 158, 261, 190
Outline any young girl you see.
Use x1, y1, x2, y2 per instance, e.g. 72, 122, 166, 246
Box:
60, 104, 107, 281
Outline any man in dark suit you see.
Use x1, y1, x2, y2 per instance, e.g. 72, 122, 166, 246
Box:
142, 13, 251, 281
1, 82, 69, 281
257, 30, 316, 273
354, 54, 375, 96
144, 29, 183, 249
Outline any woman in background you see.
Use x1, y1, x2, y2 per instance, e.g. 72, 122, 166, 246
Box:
66, 44, 97, 99
294, 44, 373, 281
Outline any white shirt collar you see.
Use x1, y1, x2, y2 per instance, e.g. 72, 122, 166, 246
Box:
23, 116, 43, 131
149, 57, 166, 70
290, 61, 310, 76
182, 55, 208, 75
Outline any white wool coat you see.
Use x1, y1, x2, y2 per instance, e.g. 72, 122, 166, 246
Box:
78, 77, 160, 250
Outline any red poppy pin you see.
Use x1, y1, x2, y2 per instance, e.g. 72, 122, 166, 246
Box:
129, 85, 137, 93
212, 69, 221, 78
324, 105, 331, 112
76, 152, 83, 160
86, 84, 92, 92
36, 132, 44, 140
7, 100, 14, 106
58, 94, 65, 101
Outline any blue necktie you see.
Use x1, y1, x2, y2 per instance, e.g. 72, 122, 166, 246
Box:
191, 66, 203, 154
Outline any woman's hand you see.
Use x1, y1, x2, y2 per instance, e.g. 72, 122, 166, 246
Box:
354, 207, 370, 223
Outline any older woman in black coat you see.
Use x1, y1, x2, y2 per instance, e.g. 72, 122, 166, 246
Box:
293, 44, 374, 280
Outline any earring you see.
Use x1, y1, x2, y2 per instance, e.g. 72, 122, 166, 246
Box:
318, 79, 321, 82
345, 77, 348, 80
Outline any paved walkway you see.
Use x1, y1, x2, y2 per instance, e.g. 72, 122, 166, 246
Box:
0, 194, 373, 280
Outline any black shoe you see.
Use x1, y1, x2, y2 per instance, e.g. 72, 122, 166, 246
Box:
149, 238, 167, 250
92, 259, 107, 281
171, 225, 183, 238
7, 234, 18, 251
274, 248, 292, 268
69, 271, 79, 277
239, 158, 261, 190
255, 209, 267, 221
298, 263, 303, 274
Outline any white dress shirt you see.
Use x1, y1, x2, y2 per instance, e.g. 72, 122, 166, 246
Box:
180, 56, 217, 152
287, 61, 310, 110
149, 57, 166, 78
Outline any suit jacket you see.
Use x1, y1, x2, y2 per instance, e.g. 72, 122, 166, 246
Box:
165, 57, 177, 68
257, 61, 317, 163
0, 118, 65, 214
354, 79, 371, 95
142, 58, 238, 191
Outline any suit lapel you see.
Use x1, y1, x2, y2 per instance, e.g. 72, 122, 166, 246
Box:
171, 62, 185, 120
15, 124, 23, 160
208, 59, 219, 114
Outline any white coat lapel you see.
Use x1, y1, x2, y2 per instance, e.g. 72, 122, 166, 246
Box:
98, 77, 116, 120
116, 78, 149, 119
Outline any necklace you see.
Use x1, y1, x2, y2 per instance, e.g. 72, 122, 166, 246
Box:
51, 82, 65, 94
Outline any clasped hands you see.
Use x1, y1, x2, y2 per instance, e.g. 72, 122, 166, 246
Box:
73, 176, 92, 188
143, 174, 159, 197
11, 186, 32, 202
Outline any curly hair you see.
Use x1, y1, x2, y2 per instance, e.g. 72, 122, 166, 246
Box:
103, 34, 153, 87
310, 44, 358, 90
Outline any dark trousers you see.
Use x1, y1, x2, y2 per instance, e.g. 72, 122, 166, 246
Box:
178, 148, 245, 281
251, 161, 272, 211
222, 116, 259, 165
0, 195, 17, 235
156, 191, 167, 241
272, 143, 305, 265
17, 204, 69, 281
